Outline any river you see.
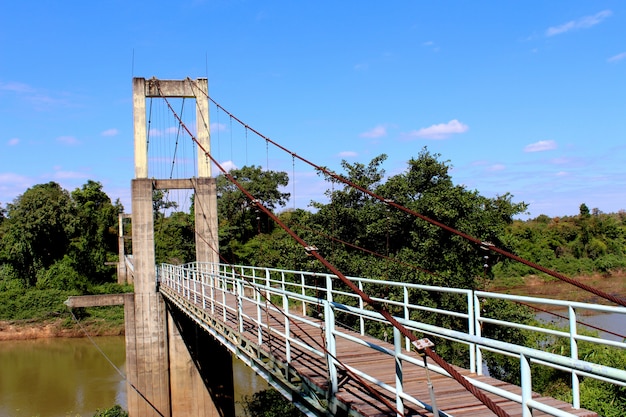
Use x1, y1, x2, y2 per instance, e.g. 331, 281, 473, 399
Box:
1, 310, 622, 417
0, 336, 268, 417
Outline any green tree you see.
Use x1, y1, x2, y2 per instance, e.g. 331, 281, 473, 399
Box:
0, 182, 75, 286
154, 211, 195, 264
217, 166, 290, 263
70, 180, 121, 283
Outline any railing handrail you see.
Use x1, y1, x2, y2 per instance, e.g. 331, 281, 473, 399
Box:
158, 262, 626, 416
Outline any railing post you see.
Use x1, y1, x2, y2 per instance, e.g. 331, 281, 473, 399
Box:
301, 272, 307, 316
326, 274, 333, 303
474, 292, 483, 375
210, 266, 215, 314
468, 290, 476, 373
569, 306, 580, 408
265, 268, 271, 305
202, 274, 207, 309
520, 353, 532, 417
283, 285, 291, 363
324, 300, 338, 413
237, 279, 244, 333
393, 327, 405, 417
404, 286, 410, 351
358, 281, 365, 336
257, 290, 263, 346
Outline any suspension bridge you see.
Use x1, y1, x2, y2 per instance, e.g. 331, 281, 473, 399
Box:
83, 77, 626, 417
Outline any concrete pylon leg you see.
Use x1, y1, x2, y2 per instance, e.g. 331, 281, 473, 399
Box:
126, 179, 171, 417
194, 177, 219, 264
127, 77, 225, 417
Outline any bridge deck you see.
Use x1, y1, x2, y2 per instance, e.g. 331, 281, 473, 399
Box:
161, 284, 597, 417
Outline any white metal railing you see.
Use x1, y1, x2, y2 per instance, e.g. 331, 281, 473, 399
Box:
157, 262, 626, 417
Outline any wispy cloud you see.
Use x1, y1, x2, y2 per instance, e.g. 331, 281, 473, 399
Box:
406, 119, 469, 140
101, 128, 119, 137
487, 164, 506, 172
546, 10, 612, 37
524, 140, 557, 152
7, 138, 19, 146
354, 63, 369, 71
57, 136, 80, 145
210, 122, 227, 132
360, 125, 387, 138
0, 81, 35, 93
422, 40, 440, 52
608, 52, 626, 63
53, 169, 89, 180
0, 81, 72, 110
338, 151, 358, 158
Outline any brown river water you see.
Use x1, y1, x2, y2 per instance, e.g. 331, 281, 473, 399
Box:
0, 336, 268, 417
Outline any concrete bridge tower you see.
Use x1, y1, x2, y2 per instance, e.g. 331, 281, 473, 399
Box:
126, 77, 226, 416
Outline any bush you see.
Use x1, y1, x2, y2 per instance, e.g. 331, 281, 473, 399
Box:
93, 405, 128, 417
243, 389, 303, 417
36, 255, 88, 292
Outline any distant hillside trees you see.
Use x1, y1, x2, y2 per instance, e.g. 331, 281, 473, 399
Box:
494, 203, 626, 279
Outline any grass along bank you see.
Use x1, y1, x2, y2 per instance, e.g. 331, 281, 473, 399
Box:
0, 283, 130, 341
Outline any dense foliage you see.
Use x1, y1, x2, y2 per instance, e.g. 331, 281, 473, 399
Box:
495, 204, 626, 280
0, 181, 121, 291
0, 181, 123, 320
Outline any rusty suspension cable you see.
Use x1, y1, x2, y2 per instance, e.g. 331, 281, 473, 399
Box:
158, 82, 512, 417
188, 78, 626, 308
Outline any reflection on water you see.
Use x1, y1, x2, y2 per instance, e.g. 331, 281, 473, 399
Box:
0, 336, 126, 417
0, 336, 269, 417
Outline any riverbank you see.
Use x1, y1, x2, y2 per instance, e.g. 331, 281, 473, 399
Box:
488, 272, 626, 304
0, 317, 125, 341
1, 273, 623, 341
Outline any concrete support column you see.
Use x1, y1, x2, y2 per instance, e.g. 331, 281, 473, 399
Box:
118, 213, 127, 284
126, 179, 171, 417
194, 177, 219, 264
195, 78, 211, 178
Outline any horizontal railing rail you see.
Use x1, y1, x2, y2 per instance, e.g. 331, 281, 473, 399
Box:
158, 262, 626, 417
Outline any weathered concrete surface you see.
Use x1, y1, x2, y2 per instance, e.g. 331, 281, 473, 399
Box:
126, 77, 222, 417
64, 294, 129, 308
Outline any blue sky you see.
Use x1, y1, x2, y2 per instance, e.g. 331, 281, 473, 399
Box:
1, 1, 624, 219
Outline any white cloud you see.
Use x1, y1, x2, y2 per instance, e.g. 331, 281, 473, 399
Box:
407, 119, 469, 139
360, 125, 387, 138
608, 52, 626, 63
524, 140, 557, 152
101, 128, 119, 137
338, 151, 358, 158
546, 10, 612, 37
354, 63, 369, 71
57, 136, 80, 145
215, 160, 237, 174
7, 138, 19, 146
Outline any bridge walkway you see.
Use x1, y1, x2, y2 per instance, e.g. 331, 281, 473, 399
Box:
158, 264, 603, 417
